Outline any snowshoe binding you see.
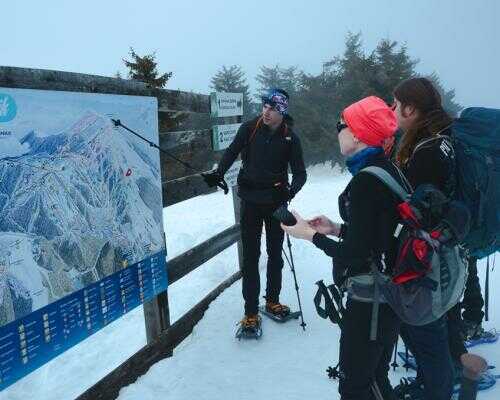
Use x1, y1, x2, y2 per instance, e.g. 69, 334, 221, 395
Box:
463, 321, 499, 348
393, 377, 425, 400
260, 301, 301, 323
235, 314, 262, 340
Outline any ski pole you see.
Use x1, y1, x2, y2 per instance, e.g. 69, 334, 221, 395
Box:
485, 256, 489, 322
111, 118, 228, 193
391, 336, 399, 371
318, 282, 384, 400
404, 343, 410, 371
111, 118, 195, 170
370, 380, 385, 400
282, 233, 307, 331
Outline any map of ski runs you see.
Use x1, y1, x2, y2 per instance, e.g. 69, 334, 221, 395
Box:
0, 97, 165, 328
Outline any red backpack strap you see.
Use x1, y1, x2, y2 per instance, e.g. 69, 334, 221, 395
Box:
248, 116, 263, 144
248, 117, 289, 144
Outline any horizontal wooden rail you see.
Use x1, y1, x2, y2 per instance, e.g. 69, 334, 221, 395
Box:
0, 66, 210, 113
159, 129, 220, 181
162, 173, 217, 207
167, 223, 241, 285
159, 128, 211, 149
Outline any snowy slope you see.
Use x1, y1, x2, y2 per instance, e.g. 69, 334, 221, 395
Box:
2, 164, 498, 400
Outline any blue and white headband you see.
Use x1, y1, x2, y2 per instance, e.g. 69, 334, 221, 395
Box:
261, 89, 289, 115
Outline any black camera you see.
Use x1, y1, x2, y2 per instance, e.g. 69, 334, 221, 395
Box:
272, 205, 297, 226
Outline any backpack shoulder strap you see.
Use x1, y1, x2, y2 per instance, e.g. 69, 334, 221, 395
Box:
361, 166, 411, 202
247, 117, 291, 147
247, 117, 263, 145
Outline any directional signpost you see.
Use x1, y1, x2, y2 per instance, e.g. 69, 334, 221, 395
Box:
210, 92, 245, 269
210, 92, 243, 118
211, 123, 241, 151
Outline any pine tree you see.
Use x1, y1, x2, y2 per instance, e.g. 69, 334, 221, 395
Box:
275, 34, 462, 168
372, 39, 417, 103
123, 47, 172, 89
324, 32, 378, 108
255, 65, 299, 98
426, 72, 463, 116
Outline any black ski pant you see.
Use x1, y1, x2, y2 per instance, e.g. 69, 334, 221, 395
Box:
338, 298, 400, 400
400, 316, 454, 400
240, 200, 284, 316
461, 257, 484, 324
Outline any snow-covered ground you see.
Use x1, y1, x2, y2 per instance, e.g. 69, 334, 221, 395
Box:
2, 164, 498, 400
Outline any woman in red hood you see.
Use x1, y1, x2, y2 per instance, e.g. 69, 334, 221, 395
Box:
283, 96, 404, 400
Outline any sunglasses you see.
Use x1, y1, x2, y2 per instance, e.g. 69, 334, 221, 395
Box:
262, 100, 278, 110
336, 121, 348, 133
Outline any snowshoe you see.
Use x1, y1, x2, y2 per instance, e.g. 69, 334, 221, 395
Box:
477, 373, 500, 391
398, 351, 497, 375
235, 315, 262, 340
463, 323, 499, 347
259, 301, 301, 323
393, 377, 425, 399
452, 371, 500, 394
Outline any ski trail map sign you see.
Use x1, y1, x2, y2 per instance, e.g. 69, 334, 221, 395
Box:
0, 88, 168, 390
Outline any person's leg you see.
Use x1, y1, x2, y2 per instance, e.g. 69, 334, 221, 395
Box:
263, 206, 285, 304
240, 201, 264, 316
373, 305, 400, 400
399, 324, 425, 382
404, 316, 454, 400
338, 299, 399, 400
462, 257, 484, 325
447, 304, 467, 365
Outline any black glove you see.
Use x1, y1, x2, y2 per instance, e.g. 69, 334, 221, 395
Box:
201, 170, 229, 194
201, 170, 222, 187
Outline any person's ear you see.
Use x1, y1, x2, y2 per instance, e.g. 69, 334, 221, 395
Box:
402, 105, 417, 119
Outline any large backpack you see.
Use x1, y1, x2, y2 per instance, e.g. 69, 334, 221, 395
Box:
359, 166, 469, 327
451, 107, 500, 258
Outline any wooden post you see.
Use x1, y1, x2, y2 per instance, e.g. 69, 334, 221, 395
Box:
144, 234, 171, 345
232, 114, 244, 272
143, 291, 171, 344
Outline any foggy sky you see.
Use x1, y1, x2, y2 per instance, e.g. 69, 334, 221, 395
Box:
3, 0, 499, 108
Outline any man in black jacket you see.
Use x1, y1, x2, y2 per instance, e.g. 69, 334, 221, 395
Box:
203, 88, 307, 331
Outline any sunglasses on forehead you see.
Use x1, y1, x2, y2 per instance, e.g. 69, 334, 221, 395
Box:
336, 121, 348, 133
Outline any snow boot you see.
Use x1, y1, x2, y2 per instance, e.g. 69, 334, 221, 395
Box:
235, 314, 262, 340
265, 300, 290, 317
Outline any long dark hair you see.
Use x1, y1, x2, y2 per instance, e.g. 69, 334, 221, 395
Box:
394, 77, 453, 166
